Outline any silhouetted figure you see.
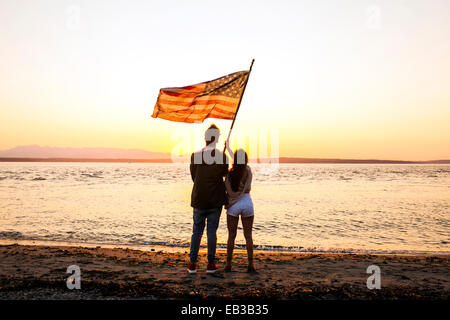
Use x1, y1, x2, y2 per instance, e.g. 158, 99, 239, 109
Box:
223, 148, 255, 273
187, 124, 228, 274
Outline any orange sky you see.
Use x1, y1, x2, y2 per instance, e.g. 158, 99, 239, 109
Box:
1, 0, 449, 161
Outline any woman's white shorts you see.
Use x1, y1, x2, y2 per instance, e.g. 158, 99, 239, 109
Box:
226, 193, 254, 218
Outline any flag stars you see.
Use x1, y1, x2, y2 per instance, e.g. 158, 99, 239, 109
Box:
205, 71, 249, 98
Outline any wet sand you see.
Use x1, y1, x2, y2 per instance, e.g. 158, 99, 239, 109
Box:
0, 244, 448, 300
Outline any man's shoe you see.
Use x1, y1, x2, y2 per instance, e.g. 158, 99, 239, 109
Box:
247, 265, 257, 273
206, 263, 219, 273
187, 263, 197, 274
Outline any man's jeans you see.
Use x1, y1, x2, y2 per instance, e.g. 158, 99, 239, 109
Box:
189, 207, 222, 264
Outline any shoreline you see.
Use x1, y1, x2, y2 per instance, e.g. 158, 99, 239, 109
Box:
0, 243, 448, 300
0, 239, 448, 257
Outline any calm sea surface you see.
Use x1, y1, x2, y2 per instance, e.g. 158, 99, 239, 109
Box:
0, 162, 449, 254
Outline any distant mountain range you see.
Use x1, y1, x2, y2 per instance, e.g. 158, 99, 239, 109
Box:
0, 145, 449, 164
0, 145, 170, 160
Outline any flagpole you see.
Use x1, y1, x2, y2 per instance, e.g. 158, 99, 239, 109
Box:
224, 59, 255, 153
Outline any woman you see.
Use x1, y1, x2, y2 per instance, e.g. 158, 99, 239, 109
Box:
224, 148, 255, 272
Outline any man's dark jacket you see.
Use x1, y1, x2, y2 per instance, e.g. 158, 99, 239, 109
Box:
190, 148, 228, 209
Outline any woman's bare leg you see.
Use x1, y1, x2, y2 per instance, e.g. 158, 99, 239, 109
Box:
242, 215, 255, 271
226, 214, 239, 271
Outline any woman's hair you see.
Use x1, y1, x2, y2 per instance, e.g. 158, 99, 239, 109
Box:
229, 149, 248, 192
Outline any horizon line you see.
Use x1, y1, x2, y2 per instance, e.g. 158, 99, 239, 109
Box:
0, 157, 449, 164
0, 145, 449, 163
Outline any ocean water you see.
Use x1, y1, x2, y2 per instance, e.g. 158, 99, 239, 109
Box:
0, 162, 449, 254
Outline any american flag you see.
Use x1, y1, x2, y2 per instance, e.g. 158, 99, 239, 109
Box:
152, 70, 249, 123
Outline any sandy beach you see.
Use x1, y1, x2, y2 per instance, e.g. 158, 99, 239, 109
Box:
0, 244, 448, 300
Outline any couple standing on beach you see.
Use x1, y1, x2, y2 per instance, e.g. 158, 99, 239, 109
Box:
187, 124, 255, 274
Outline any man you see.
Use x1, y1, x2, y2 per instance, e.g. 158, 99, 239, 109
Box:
188, 124, 228, 273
